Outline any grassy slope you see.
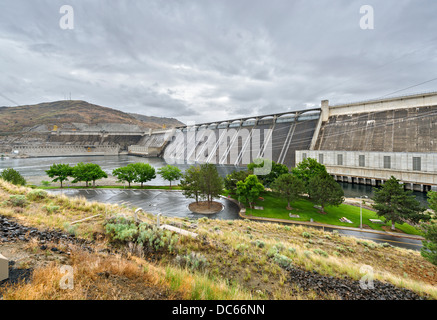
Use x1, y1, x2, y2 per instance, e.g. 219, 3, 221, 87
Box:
243, 192, 422, 235
0, 179, 436, 300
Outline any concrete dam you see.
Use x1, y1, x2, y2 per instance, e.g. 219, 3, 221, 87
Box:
5, 91, 437, 191
161, 109, 320, 168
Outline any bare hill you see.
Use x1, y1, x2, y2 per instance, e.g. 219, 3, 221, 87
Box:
0, 100, 183, 133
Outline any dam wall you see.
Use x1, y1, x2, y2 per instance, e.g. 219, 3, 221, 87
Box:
161, 109, 320, 168
13, 145, 120, 157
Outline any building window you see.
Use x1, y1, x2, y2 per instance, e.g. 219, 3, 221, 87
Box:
337, 154, 343, 166
319, 153, 324, 164
413, 157, 421, 171
359, 155, 365, 167
383, 156, 391, 169
302, 153, 307, 160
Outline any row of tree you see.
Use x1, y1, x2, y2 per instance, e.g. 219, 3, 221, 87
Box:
46, 162, 184, 188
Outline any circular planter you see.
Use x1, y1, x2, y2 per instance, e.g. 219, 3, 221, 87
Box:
188, 201, 224, 214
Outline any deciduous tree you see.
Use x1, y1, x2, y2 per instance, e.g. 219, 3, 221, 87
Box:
46, 163, 74, 188
236, 175, 265, 209
157, 165, 182, 188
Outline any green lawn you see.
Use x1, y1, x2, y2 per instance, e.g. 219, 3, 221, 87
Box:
240, 191, 423, 235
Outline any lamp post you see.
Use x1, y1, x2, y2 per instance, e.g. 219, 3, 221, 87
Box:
360, 195, 368, 230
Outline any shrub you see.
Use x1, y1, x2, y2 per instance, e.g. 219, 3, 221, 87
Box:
105, 217, 139, 242
288, 247, 296, 254
235, 243, 249, 252
26, 189, 48, 201
9, 195, 27, 207
253, 240, 265, 248
304, 250, 312, 258
313, 248, 329, 257
43, 204, 60, 214
273, 253, 293, 269
176, 252, 209, 270
40, 180, 51, 187
137, 224, 179, 253
104, 217, 179, 253
267, 246, 279, 258
0, 168, 26, 186
302, 231, 311, 238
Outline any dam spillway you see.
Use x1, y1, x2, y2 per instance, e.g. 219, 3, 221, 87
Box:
160, 109, 320, 168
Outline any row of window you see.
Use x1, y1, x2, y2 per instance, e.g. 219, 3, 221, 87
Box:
302, 153, 422, 171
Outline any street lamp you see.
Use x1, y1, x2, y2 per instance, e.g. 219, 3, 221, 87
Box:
360, 195, 368, 230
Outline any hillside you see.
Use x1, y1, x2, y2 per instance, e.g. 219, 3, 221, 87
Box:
0, 100, 184, 133
129, 113, 184, 128
0, 180, 436, 301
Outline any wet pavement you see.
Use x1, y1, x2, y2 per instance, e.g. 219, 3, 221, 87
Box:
48, 188, 424, 250
48, 188, 241, 220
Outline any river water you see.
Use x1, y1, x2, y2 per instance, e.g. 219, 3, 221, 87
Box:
0, 154, 430, 207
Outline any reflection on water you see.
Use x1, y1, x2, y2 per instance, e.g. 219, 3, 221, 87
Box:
0, 155, 246, 186
338, 181, 429, 208
0, 155, 430, 207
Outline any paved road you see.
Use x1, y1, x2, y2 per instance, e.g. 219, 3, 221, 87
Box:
49, 188, 241, 220
324, 227, 423, 251
49, 189, 424, 251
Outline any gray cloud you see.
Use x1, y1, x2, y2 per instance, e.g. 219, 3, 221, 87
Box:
1, 0, 437, 123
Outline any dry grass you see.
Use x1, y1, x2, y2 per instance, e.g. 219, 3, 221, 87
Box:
1, 179, 437, 300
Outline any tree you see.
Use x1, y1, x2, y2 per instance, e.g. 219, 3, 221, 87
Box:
271, 173, 305, 210
180, 165, 203, 204
248, 159, 289, 187
236, 175, 265, 209
45, 163, 73, 188
224, 170, 250, 194
420, 191, 437, 265
112, 165, 137, 187
157, 165, 182, 188
421, 222, 437, 265
132, 163, 156, 187
72, 162, 108, 187
307, 171, 344, 213
372, 176, 428, 231
291, 157, 327, 193
198, 163, 224, 208
181, 164, 224, 208
0, 168, 26, 186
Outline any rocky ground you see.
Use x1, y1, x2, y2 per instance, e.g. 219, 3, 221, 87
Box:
0, 214, 430, 300
0, 215, 93, 290
287, 266, 425, 300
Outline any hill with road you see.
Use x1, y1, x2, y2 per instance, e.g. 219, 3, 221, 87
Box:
0, 100, 184, 133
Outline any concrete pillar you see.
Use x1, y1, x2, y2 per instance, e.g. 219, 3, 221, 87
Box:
347, 176, 353, 183
0, 253, 8, 282
321, 100, 330, 122
371, 179, 376, 186
432, 185, 437, 192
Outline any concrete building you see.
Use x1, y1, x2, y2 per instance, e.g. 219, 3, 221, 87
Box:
304, 91, 437, 191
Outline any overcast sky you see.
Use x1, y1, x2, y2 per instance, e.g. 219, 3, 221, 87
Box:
1, 0, 436, 124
